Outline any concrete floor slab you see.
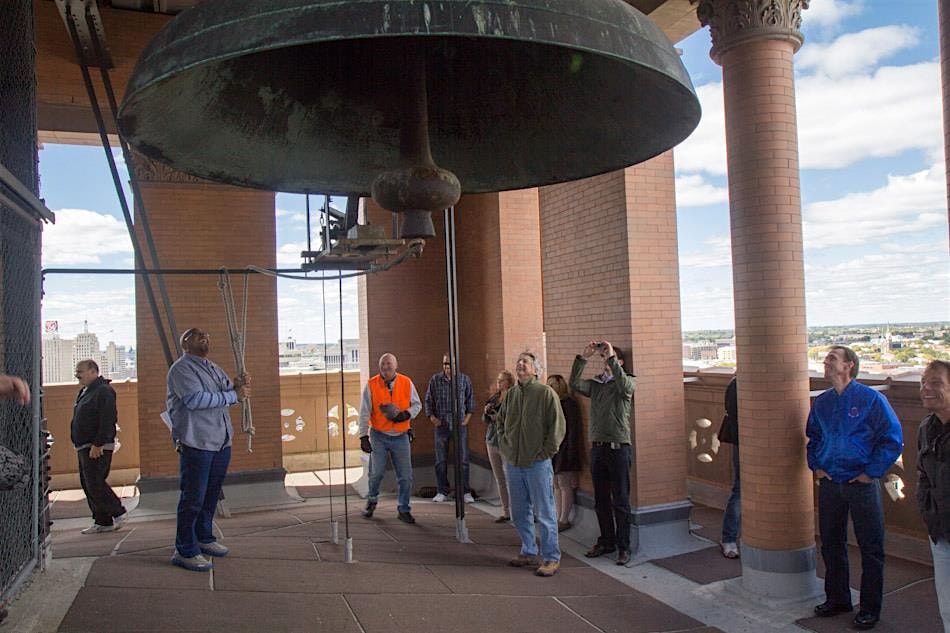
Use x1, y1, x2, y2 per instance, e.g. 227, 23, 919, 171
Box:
796, 577, 942, 632
57, 587, 361, 633
84, 555, 212, 590
426, 564, 638, 596
213, 558, 452, 595
345, 594, 602, 633
559, 594, 707, 632
652, 544, 742, 585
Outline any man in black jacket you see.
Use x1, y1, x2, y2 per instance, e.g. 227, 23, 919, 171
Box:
918, 359, 950, 632
71, 360, 126, 534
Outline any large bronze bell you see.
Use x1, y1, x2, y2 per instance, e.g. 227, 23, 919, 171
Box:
118, 1, 700, 234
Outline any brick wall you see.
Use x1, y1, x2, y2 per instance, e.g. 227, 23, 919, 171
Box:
133, 179, 280, 479
540, 156, 687, 508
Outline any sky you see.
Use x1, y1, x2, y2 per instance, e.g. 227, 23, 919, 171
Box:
37, 0, 949, 349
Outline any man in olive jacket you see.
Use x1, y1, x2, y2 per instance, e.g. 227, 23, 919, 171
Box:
497, 351, 565, 577
71, 359, 126, 534
570, 340, 636, 565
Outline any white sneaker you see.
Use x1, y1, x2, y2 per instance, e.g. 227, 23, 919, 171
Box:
463, 493, 475, 503
721, 542, 739, 559
432, 493, 448, 502
80, 523, 119, 534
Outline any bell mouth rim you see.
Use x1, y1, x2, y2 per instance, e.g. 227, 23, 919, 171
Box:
119, 0, 701, 195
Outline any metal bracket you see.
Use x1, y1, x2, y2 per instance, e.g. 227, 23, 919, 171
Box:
55, 0, 114, 69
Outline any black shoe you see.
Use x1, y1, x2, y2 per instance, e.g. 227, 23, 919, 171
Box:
584, 544, 616, 558
616, 549, 631, 565
397, 511, 415, 524
853, 611, 879, 630
361, 501, 377, 518
813, 601, 853, 617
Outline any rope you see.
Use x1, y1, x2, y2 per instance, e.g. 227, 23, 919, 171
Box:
217, 269, 255, 452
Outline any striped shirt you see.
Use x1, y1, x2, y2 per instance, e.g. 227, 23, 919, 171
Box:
166, 353, 237, 451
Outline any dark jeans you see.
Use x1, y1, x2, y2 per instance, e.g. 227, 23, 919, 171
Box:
77, 448, 125, 526
176, 444, 230, 558
818, 478, 885, 616
434, 423, 469, 495
721, 444, 741, 542
590, 443, 632, 551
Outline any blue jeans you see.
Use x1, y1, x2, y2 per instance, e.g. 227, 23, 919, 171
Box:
176, 444, 230, 557
931, 538, 950, 632
818, 478, 885, 616
590, 444, 632, 551
505, 459, 559, 562
367, 429, 413, 513
434, 423, 469, 495
721, 443, 741, 543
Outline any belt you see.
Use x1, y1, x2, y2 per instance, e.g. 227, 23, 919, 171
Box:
592, 442, 629, 449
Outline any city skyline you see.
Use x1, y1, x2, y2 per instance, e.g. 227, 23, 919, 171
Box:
37, 0, 949, 348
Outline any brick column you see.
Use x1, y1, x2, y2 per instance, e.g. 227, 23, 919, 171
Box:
359, 191, 543, 495
940, 0, 950, 236
697, 0, 818, 600
540, 153, 691, 553
131, 155, 287, 511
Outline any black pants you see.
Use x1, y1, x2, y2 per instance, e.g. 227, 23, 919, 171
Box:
77, 448, 125, 526
590, 444, 632, 551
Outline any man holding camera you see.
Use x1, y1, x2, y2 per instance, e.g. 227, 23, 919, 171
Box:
358, 353, 422, 524
570, 340, 636, 565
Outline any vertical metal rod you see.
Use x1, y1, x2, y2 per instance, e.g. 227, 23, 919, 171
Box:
61, 5, 175, 366
339, 271, 352, 559
305, 193, 313, 253
32, 229, 43, 568
443, 206, 469, 543
317, 192, 336, 542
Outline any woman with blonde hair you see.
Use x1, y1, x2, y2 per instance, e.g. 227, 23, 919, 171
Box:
547, 374, 582, 531
483, 370, 515, 522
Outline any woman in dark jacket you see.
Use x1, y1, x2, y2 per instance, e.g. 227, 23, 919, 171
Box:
548, 374, 582, 532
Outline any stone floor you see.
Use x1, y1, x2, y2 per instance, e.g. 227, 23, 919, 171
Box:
7, 489, 944, 633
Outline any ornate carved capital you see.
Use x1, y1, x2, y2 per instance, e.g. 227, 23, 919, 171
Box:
129, 151, 209, 185
693, 0, 809, 65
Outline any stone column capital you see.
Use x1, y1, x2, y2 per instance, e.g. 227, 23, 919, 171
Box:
693, 0, 809, 64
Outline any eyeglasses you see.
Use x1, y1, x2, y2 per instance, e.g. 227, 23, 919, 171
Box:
442, 362, 451, 366
184, 331, 210, 340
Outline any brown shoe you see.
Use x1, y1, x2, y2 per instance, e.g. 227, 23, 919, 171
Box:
535, 560, 560, 577
494, 515, 510, 523
616, 549, 631, 565
584, 544, 615, 558
508, 554, 540, 567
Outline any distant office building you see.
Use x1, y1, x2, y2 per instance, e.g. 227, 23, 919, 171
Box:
72, 321, 101, 369
717, 346, 736, 361
103, 341, 129, 380
42, 334, 75, 384
682, 341, 718, 361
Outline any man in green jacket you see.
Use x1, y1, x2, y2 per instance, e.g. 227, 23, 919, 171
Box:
570, 341, 636, 565
497, 351, 566, 577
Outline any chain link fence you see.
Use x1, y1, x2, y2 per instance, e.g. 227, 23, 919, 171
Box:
0, 0, 50, 608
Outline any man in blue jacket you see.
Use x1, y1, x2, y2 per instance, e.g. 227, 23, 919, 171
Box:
807, 346, 903, 631
167, 328, 250, 572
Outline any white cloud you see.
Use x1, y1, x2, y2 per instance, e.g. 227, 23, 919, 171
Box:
680, 284, 735, 332
797, 25, 919, 78
42, 208, 133, 265
805, 239, 950, 325
276, 242, 306, 267
803, 163, 947, 248
42, 284, 136, 347
277, 277, 360, 341
680, 233, 732, 269
798, 61, 941, 169
675, 174, 729, 207
803, 0, 864, 29
676, 60, 941, 176
674, 83, 727, 176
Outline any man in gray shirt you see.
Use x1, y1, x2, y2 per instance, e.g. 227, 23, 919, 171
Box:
166, 328, 250, 572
